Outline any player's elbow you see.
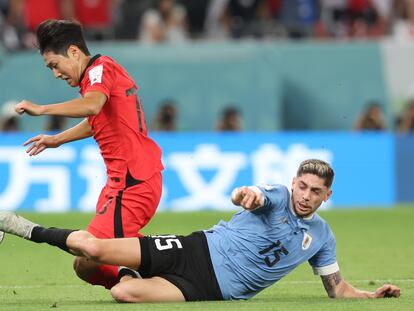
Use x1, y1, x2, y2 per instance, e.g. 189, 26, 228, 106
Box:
83, 93, 106, 116
327, 291, 337, 299
85, 104, 102, 116
325, 284, 346, 299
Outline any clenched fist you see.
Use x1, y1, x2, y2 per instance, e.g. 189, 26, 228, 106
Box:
231, 186, 264, 211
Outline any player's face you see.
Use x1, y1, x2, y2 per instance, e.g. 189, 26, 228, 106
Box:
43, 46, 83, 87
291, 173, 332, 217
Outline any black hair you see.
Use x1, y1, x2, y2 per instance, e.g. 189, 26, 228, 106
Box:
36, 19, 90, 56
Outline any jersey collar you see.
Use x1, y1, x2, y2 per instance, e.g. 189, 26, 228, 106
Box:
79, 54, 102, 84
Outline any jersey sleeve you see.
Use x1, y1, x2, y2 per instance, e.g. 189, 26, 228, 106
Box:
308, 227, 339, 276
82, 62, 115, 98
252, 184, 289, 214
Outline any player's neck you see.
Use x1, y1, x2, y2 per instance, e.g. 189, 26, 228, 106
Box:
80, 55, 92, 76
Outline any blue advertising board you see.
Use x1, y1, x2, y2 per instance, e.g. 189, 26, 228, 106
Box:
0, 132, 395, 212
396, 135, 414, 203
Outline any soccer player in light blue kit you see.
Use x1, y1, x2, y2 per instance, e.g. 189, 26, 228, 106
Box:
206, 177, 337, 300
0, 159, 400, 302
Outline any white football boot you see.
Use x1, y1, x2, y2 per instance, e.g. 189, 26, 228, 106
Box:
0, 211, 38, 240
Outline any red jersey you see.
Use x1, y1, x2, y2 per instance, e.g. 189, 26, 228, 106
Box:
79, 55, 163, 189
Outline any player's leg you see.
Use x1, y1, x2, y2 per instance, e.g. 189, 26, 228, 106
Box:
0, 211, 74, 253
109, 232, 222, 303
0, 211, 142, 268
110, 276, 185, 303
73, 239, 140, 288
75, 172, 162, 289
67, 231, 142, 268
73, 185, 118, 286
0, 211, 37, 239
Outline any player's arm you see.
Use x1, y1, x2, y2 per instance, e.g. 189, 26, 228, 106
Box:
24, 119, 93, 156
51, 118, 93, 144
231, 186, 264, 211
15, 91, 107, 118
320, 271, 400, 298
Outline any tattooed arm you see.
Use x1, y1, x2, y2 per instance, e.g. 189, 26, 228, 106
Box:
321, 271, 400, 298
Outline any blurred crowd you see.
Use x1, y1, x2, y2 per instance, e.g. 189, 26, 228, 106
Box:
351, 99, 414, 133
2, 0, 414, 51
3, 97, 414, 133
2, 0, 414, 133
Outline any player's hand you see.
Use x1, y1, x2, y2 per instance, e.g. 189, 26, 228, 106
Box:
231, 186, 264, 211
23, 134, 59, 156
373, 284, 400, 298
15, 100, 44, 116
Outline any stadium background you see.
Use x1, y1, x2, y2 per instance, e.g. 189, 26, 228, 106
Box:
0, 1, 413, 310
1, 41, 414, 211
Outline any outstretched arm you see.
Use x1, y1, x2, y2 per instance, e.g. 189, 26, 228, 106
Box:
15, 91, 107, 118
321, 271, 400, 298
231, 186, 264, 211
23, 119, 93, 156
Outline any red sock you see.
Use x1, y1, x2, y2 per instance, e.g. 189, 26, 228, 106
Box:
86, 264, 119, 289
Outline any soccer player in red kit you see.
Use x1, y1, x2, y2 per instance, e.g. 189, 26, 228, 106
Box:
14, 19, 163, 289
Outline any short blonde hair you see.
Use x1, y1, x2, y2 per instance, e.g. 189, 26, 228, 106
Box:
297, 159, 334, 188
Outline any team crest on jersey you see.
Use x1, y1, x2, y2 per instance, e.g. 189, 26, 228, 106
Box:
89, 65, 103, 85
302, 232, 312, 250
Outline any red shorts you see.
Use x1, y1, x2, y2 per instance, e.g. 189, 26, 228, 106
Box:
87, 171, 162, 239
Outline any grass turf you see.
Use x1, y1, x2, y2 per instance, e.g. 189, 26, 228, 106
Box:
0, 207, 413, 311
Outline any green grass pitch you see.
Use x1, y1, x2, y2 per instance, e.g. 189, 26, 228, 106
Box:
0, 207, 413, 311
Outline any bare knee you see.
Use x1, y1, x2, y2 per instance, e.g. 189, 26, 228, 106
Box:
72, 236, 104, 280
68, 231, 103, 262
73, 257, 99, 281
111, 284, 137, 303
67, 230, 96, 255
81, 238, 103, 261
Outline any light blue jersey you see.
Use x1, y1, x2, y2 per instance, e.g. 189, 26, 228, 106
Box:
204, 184, 339, 300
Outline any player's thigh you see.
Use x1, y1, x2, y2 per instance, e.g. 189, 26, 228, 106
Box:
92, 237, 142, 268
111, 276, 185, 303
88, 174, 161, 238
69, 232, 141, 268
121, 173, 162, 236
87, 186, 119, 238
68, 231, 101, 276
66, 230, 95, 255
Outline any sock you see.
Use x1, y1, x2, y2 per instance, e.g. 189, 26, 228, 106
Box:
87, 265, 119, 289
118, 266, 141, 281
30, 226, 76, 254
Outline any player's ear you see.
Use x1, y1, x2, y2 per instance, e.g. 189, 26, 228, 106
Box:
323, 189, 332, 202
291, 177, 297, 189
67, 45, 80, 59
